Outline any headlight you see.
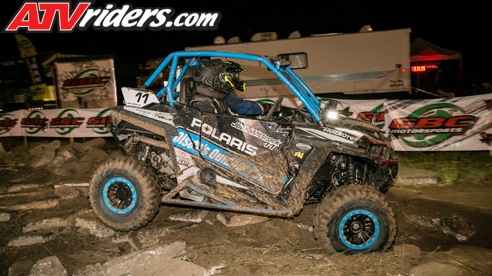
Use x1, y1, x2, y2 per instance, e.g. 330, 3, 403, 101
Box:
327, 110, 338, 120
321, 100, 340, 122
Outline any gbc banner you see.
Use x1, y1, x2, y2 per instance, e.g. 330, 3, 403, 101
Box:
384, 95, 492, 151
273, 94, 492, 151
55, 56, 117, 108
0, 108, 112, 138
1, 94, 491, 151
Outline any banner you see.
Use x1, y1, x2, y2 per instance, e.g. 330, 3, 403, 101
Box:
384, 95, 492, 151
55, 56, 117, 108
1, 94, 491, 151
266, 94, 492, 151
0, 108, 112, 138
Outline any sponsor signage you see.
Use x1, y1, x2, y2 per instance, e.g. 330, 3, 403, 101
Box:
257, 94, 492, 151
55, 57, 117, 108
1, 94, 491, 151
0, 108, 112, 137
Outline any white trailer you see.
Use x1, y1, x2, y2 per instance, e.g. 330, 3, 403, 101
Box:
185, 28, 411, 101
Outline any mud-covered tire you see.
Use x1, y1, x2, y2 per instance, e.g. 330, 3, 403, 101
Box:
313, 184, 397, 254
89, 157, 161, 231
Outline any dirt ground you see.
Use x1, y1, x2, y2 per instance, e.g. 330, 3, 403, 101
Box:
1, 137, 492, 276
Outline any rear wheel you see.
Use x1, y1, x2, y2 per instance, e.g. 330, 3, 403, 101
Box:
313, 184, 397, 254
89, 157, 161, 231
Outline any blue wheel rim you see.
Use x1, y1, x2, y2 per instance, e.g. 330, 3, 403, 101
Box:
103, 177, 137, 214
338, 209, 380, 250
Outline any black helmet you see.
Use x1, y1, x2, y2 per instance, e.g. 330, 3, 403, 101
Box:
194, 59, 246, 94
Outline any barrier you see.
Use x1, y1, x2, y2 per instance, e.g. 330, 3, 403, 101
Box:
0, 108, 112, 138
1, 93, 491, 151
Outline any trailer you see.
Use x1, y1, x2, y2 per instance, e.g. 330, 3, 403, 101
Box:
185, 28, 411, 101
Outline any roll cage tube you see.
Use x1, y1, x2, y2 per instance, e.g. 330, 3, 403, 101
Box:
142, 51, 322, 122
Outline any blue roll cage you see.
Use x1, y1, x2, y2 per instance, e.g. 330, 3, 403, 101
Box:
142, 51, 322, 122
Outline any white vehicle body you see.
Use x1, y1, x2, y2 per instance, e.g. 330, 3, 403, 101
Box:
185, 28, 411, 101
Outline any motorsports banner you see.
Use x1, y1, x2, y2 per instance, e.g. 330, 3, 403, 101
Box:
280, 93, 492, 151
1, 94, 491, 150
0, 108, 112, 138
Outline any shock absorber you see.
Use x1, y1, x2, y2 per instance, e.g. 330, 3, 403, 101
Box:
345, 155, 356, 184
137, 143, 150, 162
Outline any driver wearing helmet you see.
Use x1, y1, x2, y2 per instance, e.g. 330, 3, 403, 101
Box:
190, 59, 270, 115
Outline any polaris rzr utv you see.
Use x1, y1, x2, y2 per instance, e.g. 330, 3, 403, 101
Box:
89, 51, 398, 254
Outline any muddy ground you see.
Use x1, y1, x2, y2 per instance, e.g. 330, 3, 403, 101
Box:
1, 137, 492, 275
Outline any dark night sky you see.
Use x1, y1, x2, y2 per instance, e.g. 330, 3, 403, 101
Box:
1, 0, 491, 85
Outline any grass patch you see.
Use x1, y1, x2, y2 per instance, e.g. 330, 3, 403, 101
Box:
396, 151, 492, 184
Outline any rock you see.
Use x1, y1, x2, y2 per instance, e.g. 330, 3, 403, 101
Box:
216, 212, 269, 227
72, 263, 106, 276
23, 217, 70, 233
0, 142, 6, 160
8, 233, 54, 247
72, 138, 105, 153
73, 241, 190, 276
75, 214, 116, 238
29, 256, 67, 276
404, 213, 438, 228
79, 148, 108, 163
54, 186, 81, 200
8, 260, 35, 276
52, 167, 72, 176
8, 184, 41, 193
169, 209, 209, 223
437, 215, 475, 241
125, 256, 208, 276
5, 145, 30, 166
77, 257, 207, 276
0, 212, 11, 222
0, 198, 59, 211
395, 167, 439, 185
29, 140, 61, 167
0, 191, 45, 199
128, 226, 173, 249
29, 140, 61, 156
393, 244, 421, 257
103, 241, 194, 276
50, 148, 78, 167
30, 152, 56, 167
409, 262, 463, 276
55, 183, 89, 197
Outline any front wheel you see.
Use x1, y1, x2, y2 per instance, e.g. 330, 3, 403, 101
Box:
89, 157, 161, 231
313, 184, 397, 254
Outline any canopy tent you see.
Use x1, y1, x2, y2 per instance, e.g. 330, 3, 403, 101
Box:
410, 38, 461, 62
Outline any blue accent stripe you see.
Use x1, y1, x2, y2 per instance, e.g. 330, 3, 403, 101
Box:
245, 70, 395, 87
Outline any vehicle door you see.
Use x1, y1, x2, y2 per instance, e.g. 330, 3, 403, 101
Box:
197, 113, 290, 195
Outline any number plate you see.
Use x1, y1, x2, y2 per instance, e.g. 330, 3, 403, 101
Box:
122, 87, 159, 107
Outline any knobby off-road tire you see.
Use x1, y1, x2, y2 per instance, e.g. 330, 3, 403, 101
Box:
89, 157, 161, 231
313, 184, 397, 254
